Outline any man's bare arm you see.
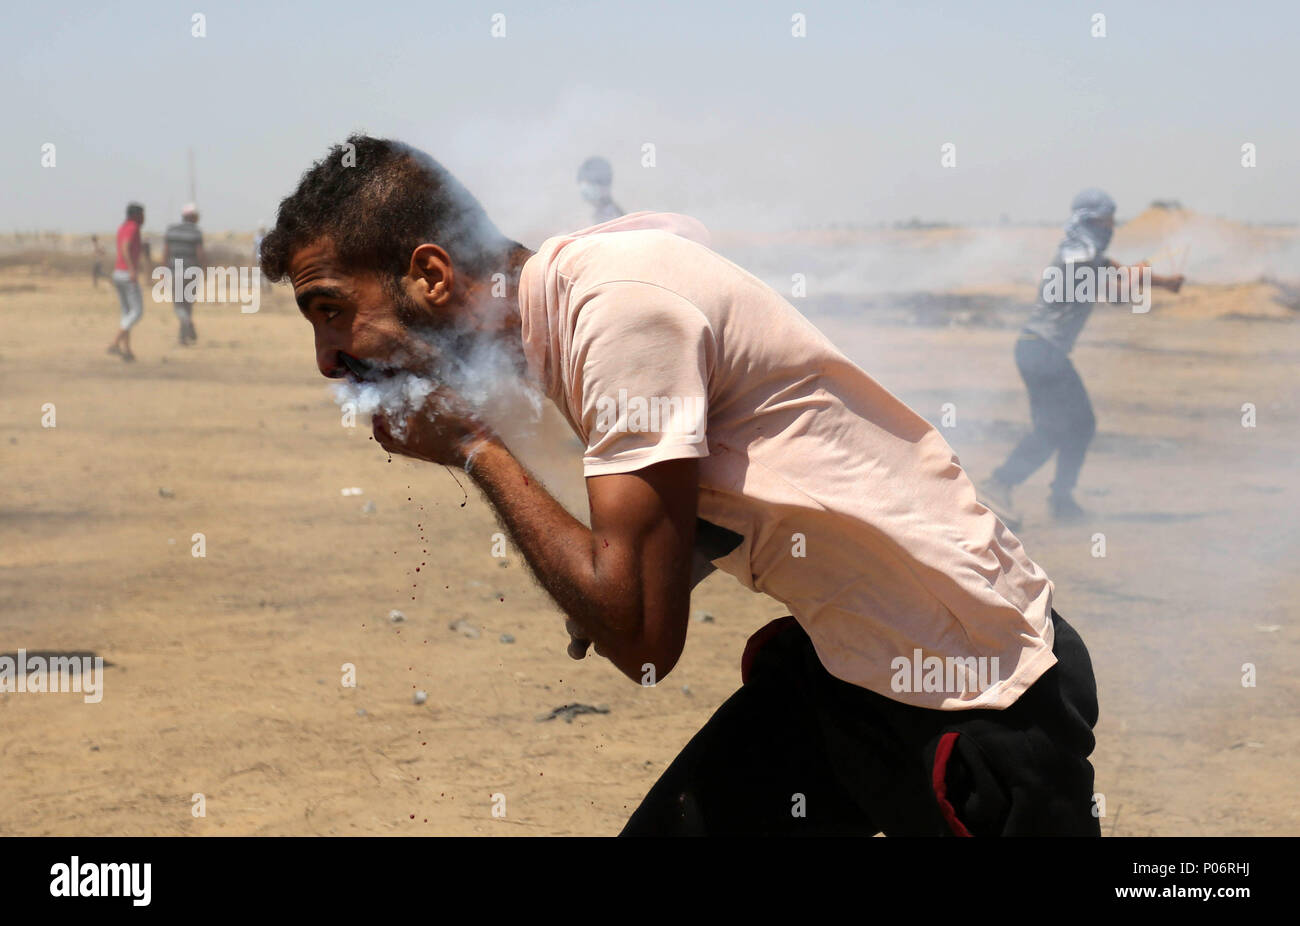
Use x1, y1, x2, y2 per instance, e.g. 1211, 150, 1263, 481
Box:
1108, 258, 1184, 293
465, 437, 699, 683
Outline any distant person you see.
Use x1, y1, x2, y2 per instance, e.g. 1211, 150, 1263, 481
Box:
577, 156, 623, 224
982, 189, 1184, 524
106, 202, 145, 362
91, 235, 105, 288
163, 203, 206, 345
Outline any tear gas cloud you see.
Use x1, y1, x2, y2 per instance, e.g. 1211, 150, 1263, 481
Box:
328, 312, 598, 515
331, 322, 544, 445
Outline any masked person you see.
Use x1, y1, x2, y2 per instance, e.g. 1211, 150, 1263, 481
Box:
982, 190, 1184, 525
577, 156, 623, 224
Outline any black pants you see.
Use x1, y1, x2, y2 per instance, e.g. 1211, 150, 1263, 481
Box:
994, 335, 1096, 497
620, 610, 1100, 836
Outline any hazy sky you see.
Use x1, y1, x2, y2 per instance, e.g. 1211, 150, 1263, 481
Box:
4, 0, 1297, 238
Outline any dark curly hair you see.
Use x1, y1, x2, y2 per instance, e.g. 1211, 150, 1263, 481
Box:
260, 133, 515, 286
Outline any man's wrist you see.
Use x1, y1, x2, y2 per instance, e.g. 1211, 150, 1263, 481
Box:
460, 431, 506, 476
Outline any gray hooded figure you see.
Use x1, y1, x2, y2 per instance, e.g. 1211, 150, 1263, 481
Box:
578, 156, 624, 224
985, 189, 1118, 523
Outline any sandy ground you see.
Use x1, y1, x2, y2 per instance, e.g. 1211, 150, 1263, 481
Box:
1, 265, 1297, 835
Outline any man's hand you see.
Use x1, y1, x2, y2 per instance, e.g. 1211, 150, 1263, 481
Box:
1120, 259, 1185, 295
371, 386, 493, 468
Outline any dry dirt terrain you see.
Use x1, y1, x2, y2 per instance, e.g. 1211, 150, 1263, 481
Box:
1, 252, 1296, 835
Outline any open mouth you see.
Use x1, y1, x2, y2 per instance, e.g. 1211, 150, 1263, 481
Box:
338, 351, 380, 382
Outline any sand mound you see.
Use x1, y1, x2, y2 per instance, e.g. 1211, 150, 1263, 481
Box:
1159, 280, 1300, 321
1117, 206, 1244, 243
1113, 208, 1300, 283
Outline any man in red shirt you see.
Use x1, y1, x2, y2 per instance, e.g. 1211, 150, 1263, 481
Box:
107, 202, 145, 362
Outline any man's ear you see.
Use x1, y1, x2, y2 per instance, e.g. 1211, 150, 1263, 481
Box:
406, 243, 455, 308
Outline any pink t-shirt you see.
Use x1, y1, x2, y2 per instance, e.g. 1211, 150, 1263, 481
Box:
114, 219, 141, 272
517, 212, 1056, 710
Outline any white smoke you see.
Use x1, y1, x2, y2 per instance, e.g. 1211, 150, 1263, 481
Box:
329, 321, 546, 455
332, 371, 436, 441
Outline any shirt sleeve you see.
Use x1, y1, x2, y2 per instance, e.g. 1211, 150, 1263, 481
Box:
568, 280, 715, 477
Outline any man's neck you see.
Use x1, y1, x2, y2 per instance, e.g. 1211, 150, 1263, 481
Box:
499, 243, 535, 326
506, 243, 534, 282
464, 243, 536, 378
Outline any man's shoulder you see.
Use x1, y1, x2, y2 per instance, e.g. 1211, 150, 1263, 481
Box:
556, 225, 717, 287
